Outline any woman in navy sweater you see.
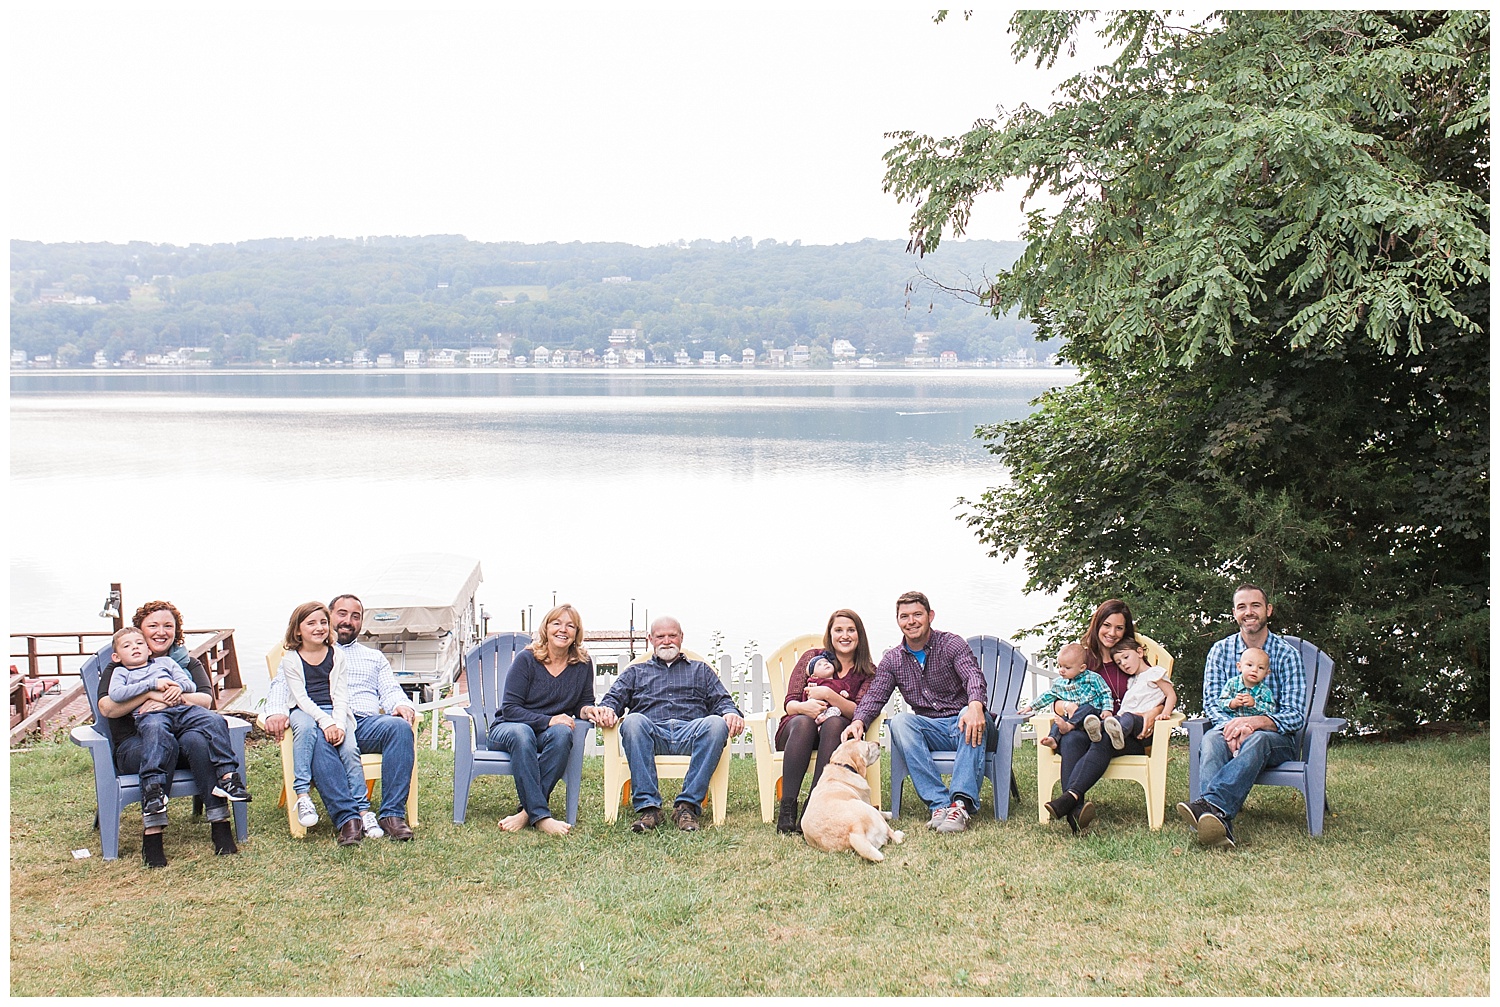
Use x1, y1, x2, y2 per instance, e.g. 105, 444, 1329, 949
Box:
487, 604, 601, 835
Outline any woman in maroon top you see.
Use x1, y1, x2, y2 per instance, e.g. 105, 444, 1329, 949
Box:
1047, 599, 1165, 831
773, 608, 875, 834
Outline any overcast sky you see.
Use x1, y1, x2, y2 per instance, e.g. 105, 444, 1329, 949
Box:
12, 6, 1102, 248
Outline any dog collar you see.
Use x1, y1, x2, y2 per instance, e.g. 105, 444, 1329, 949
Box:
830, 760, 860, 773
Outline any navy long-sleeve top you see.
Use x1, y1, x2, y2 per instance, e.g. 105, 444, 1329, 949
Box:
496, 650, 596, 734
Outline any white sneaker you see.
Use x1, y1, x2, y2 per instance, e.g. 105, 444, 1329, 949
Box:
935, 802, 971, 833
361, 810, 384, 838
928, 807, 948, 830
1104, 716, 1125, 750
1083, 714, 1103, 742
295, 793, 319, 828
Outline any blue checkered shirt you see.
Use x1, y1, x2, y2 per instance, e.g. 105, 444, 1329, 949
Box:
597, 655, 741, 721
1202, 631, 1306, 733
1032, 670, 1114, 714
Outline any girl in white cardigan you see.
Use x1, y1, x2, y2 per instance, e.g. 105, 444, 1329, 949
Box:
278, 601, 380, 835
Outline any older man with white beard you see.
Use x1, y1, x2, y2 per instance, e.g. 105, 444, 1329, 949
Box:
590, 617, 744, 832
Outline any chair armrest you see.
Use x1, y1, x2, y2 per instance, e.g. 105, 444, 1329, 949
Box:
70, 723, 109, 750
447, 709, 474, 758
1183, 716, 1210, 741
1306, 717, 1349, 736
997, 709, 1029, 730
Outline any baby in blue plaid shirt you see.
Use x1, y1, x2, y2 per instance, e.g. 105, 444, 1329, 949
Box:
1218, 647, 1277, 727
1020, 643, 1115, 750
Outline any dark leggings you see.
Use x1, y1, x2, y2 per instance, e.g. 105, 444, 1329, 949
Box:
1056, 721, 1147, 799
777, 714, 850, 802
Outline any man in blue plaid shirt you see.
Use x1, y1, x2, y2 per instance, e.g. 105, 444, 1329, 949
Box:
1177, 584, 1307, 849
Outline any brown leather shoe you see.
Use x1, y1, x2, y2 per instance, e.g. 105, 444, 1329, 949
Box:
379, 816, 414, 841
630, 807, 664, 833
671, 802, 701, 832
336, 818, 364, 846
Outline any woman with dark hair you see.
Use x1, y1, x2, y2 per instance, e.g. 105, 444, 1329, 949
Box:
1044, 598, 1165, 831
95, 600, 250, 867
773, 609, 876, 833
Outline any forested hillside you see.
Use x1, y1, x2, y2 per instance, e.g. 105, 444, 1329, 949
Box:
10, 235, 1042, 366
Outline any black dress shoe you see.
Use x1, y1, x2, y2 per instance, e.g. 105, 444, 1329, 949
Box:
336, 818, 364, 846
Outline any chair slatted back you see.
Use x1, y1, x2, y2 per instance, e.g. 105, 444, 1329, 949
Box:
1281, 635, 1335, 761
965, 635, 1030, 715
764, 634, 825, 714
465, 632, 533, 747
1136, 632, 1175, 678
79, 643, 117, 759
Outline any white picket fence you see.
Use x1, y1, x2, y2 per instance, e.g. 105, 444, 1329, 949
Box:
421, 646, 1061, 753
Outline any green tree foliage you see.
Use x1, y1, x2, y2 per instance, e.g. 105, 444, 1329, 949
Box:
884, 10, 1489, 727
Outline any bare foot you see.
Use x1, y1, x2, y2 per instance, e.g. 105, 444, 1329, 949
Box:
499, 810, 530, 832
1040, 736, 1058, 750
535, 816, 571, 836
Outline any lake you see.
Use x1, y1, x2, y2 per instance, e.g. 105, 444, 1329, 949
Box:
10, 368, 1077, 704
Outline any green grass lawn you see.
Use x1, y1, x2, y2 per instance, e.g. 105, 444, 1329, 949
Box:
9, 731, 1488, 996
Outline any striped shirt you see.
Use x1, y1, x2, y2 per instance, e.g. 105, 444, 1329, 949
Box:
1202, 631, 1306, 734
265, 641, 413, 718
852, 628, 987, 725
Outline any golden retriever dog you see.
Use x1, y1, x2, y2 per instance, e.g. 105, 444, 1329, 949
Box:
799, 739, 904, 862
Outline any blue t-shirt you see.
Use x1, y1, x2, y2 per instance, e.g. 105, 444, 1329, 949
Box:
904, 644, 928, 669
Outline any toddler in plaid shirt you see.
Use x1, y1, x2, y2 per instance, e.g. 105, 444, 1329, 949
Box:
1218, 647, 1277, 729
1020, 643, 1115, 750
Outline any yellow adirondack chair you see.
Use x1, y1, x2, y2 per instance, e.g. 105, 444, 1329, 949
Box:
261, 645, 419, 837
600, 650, 731, 825
1029, 633, 1183, 829
745, 634, 885, 823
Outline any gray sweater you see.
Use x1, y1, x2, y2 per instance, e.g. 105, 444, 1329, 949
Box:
108, 656, 197, 717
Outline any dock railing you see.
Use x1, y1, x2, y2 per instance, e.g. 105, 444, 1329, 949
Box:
9, 628, 245, 743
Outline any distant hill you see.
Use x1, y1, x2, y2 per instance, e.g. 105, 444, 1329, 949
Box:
9, 235, 1046, 366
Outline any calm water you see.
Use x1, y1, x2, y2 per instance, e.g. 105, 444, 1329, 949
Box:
10, 368, 1076, 704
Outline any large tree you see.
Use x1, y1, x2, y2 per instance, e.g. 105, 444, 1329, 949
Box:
884, 10, 1489, 728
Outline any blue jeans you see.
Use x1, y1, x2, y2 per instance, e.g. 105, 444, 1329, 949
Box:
1199, 726, 1297, 819
116, 710, 232, 828
134, 705, 237, 789
488, 721, 575, 822
353, 713, 416, 820
305, 729, 362, 829
1047, 702, 1101, 746
888, 710, 997, 813
617, 713, 729, 813
290, 708, 369, 813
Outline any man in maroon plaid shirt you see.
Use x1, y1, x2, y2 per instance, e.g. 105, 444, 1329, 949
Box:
843, 591, 993, 833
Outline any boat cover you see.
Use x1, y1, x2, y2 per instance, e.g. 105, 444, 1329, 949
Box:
355, 553, 483, 636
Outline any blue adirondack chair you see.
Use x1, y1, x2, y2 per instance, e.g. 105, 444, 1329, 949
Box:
448, 632, 592, 825
1185, 635, 1347, 836
69, 644, 251, 860
888, 635, 1029, 821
